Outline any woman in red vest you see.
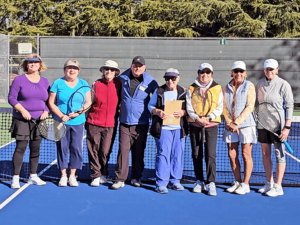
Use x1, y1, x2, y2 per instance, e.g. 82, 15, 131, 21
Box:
86, 60, 121, 187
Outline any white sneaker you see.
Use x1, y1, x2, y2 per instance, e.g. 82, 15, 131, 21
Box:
90, 177, 100, 187
59, 174, 68, 187
131, 179, 143, 187
258, 182, 273, 194
28, 174, 46, 186
274, 183, 284, 196
193, 180, 206, 193
234, 183, 250, 195
206, 182, 217, 196
226, 181, 240, 193
99, 176, 108, 184
111, 181, 125, 190
11, 175, 20, 189
265, 183, 284, 197
69, 175, 79, 187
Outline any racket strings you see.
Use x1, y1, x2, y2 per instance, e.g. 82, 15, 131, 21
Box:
37, 120, 49, 138
71, 92, 85, 112
71, 86, 95, 114
48, 120, 66, 142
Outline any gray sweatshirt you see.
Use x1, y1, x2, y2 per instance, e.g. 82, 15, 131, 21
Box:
256, 75, 294, 129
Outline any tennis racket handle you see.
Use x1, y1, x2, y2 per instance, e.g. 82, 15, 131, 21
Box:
282, 139, 293, 154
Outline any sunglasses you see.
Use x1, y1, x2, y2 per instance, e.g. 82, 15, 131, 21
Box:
233, 69, 245, 73
199, 70, 212, 74
103, 67, 117, 72
266, 68, 275, 71
164, 76, 177, 81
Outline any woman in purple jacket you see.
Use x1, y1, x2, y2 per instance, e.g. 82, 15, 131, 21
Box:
8, 54, 49, 189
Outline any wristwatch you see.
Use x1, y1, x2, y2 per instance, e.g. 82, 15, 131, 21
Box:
284, 126, 291, 130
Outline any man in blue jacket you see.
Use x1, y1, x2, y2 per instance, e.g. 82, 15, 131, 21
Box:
111, 56, 158, 189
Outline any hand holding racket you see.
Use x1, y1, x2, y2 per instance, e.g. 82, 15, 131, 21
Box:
254, 102, 293, 154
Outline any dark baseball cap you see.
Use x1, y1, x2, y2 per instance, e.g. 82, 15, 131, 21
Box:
132, 56, 145, 65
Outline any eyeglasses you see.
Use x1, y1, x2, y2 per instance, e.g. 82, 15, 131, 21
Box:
199, 70, 212, 75
266, 68, 275, 71
103, 67, 117, 72
233, 69, 245, 73
164, 76, 177, 81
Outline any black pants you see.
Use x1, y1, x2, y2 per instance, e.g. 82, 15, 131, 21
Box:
190, 125, 218, 183
115, 123, 149, 181
12, 138, 42, 175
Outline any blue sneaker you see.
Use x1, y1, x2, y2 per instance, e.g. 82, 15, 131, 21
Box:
167, 183, 185, 191
155, 186, 168, 194
206, 182, 217, 196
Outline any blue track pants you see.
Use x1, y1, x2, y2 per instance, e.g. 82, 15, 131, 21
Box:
155, 129, 185, 187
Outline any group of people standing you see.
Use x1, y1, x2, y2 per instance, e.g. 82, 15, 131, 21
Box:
8, 53, 293, 198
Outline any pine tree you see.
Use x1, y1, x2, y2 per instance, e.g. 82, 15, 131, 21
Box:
1, 0, 300, 38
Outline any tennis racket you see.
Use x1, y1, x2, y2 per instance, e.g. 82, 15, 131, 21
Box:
191, 88, 214, 143
254, 102, 293, 154
70, 86, 95, 115
32, 118, 67, 142
15, 108, 67, 142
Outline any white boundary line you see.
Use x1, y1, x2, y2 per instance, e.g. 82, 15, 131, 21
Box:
0, 140, 16, 148
0, 159, 57, 211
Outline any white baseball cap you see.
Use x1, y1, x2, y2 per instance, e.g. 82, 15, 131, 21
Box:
232, 61, 246, 70
264, 59, 279, 69
198, 63, 213, 72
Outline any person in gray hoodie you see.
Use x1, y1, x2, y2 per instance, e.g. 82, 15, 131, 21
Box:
256, 59, 294, 197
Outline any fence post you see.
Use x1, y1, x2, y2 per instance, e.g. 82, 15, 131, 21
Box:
37, 33, 39, 55
7, 33, 10, 102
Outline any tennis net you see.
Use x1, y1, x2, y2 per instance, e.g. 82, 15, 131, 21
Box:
1, 107, 300, 186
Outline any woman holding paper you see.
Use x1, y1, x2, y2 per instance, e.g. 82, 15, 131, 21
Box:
148, 68, 188, 194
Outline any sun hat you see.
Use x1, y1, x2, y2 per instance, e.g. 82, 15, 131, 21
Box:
99, 60, 120, 76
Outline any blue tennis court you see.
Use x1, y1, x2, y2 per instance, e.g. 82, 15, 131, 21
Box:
1, 180, 300, 225
1, 108, 300, 224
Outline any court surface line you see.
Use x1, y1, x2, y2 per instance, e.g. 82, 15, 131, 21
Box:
0, 135, 87, 210
0, 140, 16, 148
0, 159, 57, 210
